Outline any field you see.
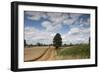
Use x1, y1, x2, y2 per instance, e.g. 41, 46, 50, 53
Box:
24, 46, 56, 62
24, 44, 90, 62
56, 44, 90, 60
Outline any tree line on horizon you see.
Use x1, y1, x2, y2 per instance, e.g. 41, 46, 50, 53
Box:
24, 33, 90, 48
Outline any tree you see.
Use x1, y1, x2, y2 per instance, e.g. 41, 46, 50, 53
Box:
64, 44, 67, 47
69, 43, 73, 46
37, 42, 41, 46
53, 33, 62, 49
24, 39, 27, 46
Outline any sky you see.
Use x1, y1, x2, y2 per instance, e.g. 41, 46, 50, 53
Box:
24, 11, 90, 45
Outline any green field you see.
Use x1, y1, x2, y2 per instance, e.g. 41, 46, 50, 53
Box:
57, 44, 90, 60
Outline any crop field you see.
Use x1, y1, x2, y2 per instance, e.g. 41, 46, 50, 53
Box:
56, 44, 90, 60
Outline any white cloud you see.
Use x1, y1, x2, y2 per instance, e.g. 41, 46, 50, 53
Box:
25, 27, 90, 44
62, 34, 89, 44
25, 11, 83, 32
41, 21, 62, 32
41, 13, 83, 31
63, 19, 75, 25
27, 16, 41, 21
68, 27, 81, 35
41, 12, 64, 32
62, 27, 90, 44
79, 18, 90, 27
25, 27, 56, 44
25, 11, 90, 44
68, 27, 90, 35
25, 11, 48, 20
25, 12, 41, 20
41, 21, 51, 28
47, 12, 63, 23
63, 14, 82, 25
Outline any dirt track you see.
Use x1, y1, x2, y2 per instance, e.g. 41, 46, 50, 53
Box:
24, 46, 56, 62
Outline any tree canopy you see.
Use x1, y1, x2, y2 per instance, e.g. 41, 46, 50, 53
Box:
24, 39, 27, 46
53, 33, 62, 49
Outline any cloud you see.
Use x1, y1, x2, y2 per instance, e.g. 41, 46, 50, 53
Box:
79, 17, 90, 27
25, 11, 90, 44
25, 27, 55, 44
25, 11, 48, 21
62, 27, 90, 44
41, 12, 64, 32
41, 13, 88, 32
62, 34, 89, 44
27, 16, 41, 21
74, 14, 90, 27
63, 14, 82, 25
68, 27, 81, 35
25, 27, 90, 44
25, 11, 84, 32
47, 12, 63, 23
41, 21, 62, 32
68, 27, 90, 35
